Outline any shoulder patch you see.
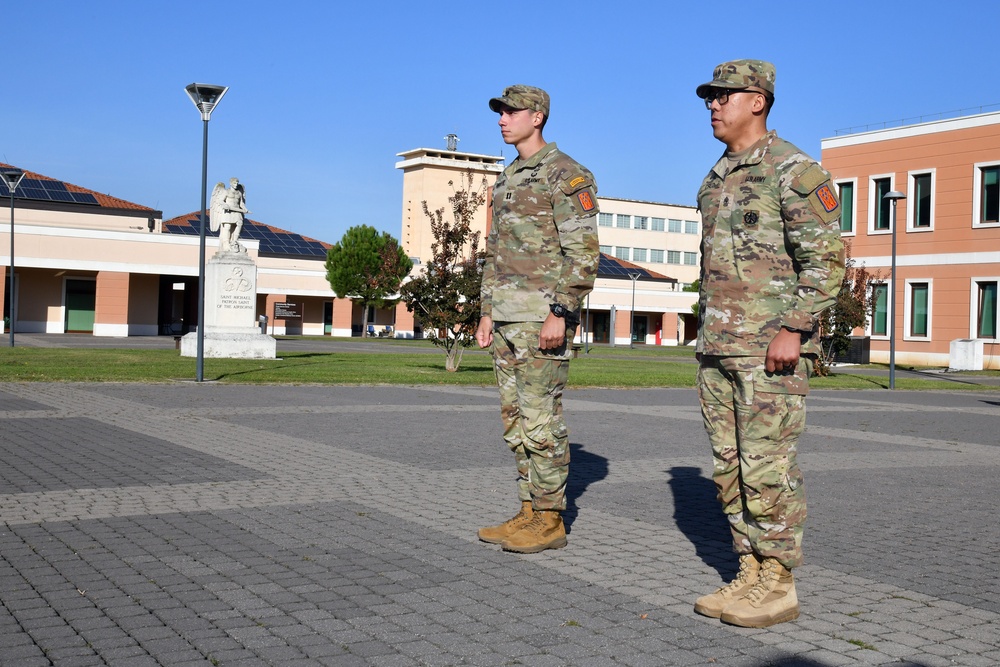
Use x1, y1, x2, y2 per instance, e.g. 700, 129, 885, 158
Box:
816, 184, 838, 213
577, 191, 596, 212
569, 176, 587, 188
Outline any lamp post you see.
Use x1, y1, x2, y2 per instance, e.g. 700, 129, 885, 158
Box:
2, 167, 25, 348
883, 190, 906, 389
184, 83, 228, 382
628, 271, 641, 349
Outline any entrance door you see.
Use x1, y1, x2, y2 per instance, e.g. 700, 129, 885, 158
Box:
591, 312, 610, 344
65, 279, 96, 333
324, 301, 333, 335
632, 315, 648, 344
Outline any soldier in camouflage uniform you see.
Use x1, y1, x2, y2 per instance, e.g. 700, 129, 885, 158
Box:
691, 60, 845, 627
475, 85, 600, 554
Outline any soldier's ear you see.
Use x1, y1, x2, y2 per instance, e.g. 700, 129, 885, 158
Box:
532, 111, 544, 128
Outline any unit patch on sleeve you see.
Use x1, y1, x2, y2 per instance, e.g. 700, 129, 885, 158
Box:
577, 191, 595, 212
815, 184, 839, 213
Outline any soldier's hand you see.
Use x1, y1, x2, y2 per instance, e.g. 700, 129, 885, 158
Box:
476, 316, 494, 349
765, 327, 802, 373
539, 313, 566, 350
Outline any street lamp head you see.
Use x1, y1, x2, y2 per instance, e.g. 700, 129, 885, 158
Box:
883, 190, 906, 201
1, 167, 25, 193
185, 83, 229, 121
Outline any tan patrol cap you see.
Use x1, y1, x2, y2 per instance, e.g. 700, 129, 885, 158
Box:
489, 85, 550, 117
696, 59, 776, 98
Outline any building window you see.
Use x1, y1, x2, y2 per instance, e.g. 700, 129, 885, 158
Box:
668, 219, 682, 233
683, 252, 698, 265
909, 171, 934, 230
599, 244, 612, 255
650, 249, 664, 263
667, 250, 681, 264
632, 248, 647, 262
684, 220, 699, 234
634, 216, 648, 230
871, 283, 889, 336
651, 217, 665, 231
906, 281, 930, 339
871, 176, 893, 231
974, 163, 1000, 227
616, 214, 631, 229
615, 246, 629, 260
976, 280, 998, 339
598, 212, 613, 227
837, 180, 855, 234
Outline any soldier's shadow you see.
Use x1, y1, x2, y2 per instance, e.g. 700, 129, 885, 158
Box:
668, 466, 733, 579
563, 443, 608, 533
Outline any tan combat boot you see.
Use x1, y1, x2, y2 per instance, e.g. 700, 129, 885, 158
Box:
478, 502, 533, 544
694, 553, 761, 618
500, 510, 567, 553
720, 557, 799, 628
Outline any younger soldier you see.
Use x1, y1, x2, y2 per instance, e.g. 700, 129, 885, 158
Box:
692, 60, 844, 627
475, 85, 600, 553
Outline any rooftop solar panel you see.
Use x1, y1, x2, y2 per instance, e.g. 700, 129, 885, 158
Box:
162, 218, 328, 258
0, 177, 100, 206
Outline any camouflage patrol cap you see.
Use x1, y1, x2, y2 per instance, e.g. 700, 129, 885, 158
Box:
489, 85, 550, 117
696, 59, 776, 98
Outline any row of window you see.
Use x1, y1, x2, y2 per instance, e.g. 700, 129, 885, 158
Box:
598, 213, 699, 234
868, 279, 998, 340
836, 163, 1000, 234
600, 245, 698, 265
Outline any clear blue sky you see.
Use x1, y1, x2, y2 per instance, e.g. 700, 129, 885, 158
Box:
4, 1, 997, 245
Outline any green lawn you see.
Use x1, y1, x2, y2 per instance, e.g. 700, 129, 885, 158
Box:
0, 345, 996, 391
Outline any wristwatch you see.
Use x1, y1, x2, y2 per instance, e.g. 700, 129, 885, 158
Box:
549, 303, 571, 319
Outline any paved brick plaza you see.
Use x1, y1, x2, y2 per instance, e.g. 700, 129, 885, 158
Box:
1, 381, 998, 666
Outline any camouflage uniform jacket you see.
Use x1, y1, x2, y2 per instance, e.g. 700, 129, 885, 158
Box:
696, 130, 845, 357
481, 142, 600, 322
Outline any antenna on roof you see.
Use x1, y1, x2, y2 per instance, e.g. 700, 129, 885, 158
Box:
445, 133, 458, 151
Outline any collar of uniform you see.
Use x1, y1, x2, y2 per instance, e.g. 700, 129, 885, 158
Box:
710, 131, 776, 179
511, 141, 558, 172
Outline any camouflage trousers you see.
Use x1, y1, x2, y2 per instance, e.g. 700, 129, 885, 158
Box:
697, 355, 812, 569
491, 321, 574, 511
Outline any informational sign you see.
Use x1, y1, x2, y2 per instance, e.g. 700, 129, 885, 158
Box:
273, 302, 301, 319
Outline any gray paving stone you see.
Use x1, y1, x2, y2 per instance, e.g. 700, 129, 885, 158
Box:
2, 382, 1000, 666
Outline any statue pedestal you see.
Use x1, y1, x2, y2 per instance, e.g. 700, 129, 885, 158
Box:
180, 251, 276, 359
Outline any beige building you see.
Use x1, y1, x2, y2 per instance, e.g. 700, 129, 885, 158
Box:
2, 147, 699, 346
595, 197, 702, 289
394, 146, 699, 345
0, 165, 348, 339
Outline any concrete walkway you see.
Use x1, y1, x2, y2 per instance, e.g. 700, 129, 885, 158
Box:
1, 378, 998, 666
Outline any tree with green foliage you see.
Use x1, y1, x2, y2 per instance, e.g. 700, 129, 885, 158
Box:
325, 225, 412, 337
399, 172, 488, 371
684, 279, 700, 318
816, 240, 883, 375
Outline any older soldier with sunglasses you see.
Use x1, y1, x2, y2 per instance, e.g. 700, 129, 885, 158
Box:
691, 60, 845, 627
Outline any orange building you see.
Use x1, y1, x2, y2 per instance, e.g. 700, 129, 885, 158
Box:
821, 111, 1000, 370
